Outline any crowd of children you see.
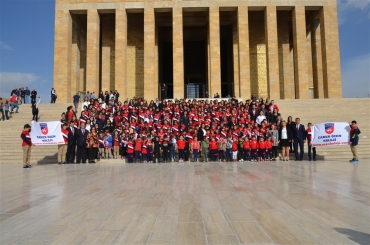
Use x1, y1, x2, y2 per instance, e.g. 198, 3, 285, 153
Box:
60, 96, 317, 163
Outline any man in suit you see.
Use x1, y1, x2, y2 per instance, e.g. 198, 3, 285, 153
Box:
249, 104, 258, 121
161, 84, 168, 99
66, 121, 76, 163
76, 123, 89, 163
154, 98, 163, 111
292, 118, 306, 161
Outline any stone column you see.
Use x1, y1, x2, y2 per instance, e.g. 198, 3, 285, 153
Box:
265, 6, 280, 99
233, 14, 239, 98
115, 9, 127, 100
237, 6, 251, 100
320, 5, 342, 98
173, 8, 184, 99
144, 8, 157, 100
71, 16, 80, 102
86, 9, 100, 95
292, 6, 309, 99
209, 7, 221, 97
311, 16, 324, 98
53, 10, 72, 103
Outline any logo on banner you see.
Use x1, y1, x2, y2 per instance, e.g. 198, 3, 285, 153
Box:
40, 123, 49, 135
325, 123, 334, 135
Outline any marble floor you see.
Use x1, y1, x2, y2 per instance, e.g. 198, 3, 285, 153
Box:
0, 159, 369, 245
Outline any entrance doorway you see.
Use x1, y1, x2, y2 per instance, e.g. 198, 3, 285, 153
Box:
184, 41, 207, 98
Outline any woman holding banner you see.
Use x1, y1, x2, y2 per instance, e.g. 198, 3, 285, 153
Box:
86, 127, 99, 163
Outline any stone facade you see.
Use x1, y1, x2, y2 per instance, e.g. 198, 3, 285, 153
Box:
54, 0, 342, 102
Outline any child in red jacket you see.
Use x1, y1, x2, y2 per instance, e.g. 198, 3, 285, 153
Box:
126, 139, 134, 163
243, 137, 251, 161
250, 135, 258, 162
177, 135, 186, 162
265, 136, 273, 161
258, 137, 266, 161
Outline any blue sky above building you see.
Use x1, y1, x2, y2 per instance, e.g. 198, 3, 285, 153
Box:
0, 0, 369, 101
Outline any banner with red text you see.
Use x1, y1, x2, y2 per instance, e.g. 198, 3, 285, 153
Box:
31, 121, 64, 145
312, 122, 350, 147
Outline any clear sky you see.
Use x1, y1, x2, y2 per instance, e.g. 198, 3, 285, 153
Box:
0, 0, 369, 101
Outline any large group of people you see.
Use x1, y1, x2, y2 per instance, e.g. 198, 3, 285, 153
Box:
51, 93, 325, 165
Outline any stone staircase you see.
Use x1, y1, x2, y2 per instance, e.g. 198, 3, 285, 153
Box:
0, 99, 369, 164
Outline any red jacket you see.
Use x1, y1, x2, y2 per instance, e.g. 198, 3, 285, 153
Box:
127, 142, 134, 153
177, 140, 186, 150
259, 141, 266, 149
232, 141, 238, 151
250, 140, 258, 149
61, 129, 69, 144
243, 141, 250, 149
209, 141, 218, 150
265, 141, 272, 149
21, 130, 32, 147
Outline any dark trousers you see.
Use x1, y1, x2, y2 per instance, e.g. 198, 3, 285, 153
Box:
76, 145, 87, 163
251, 149, 257, 160
243, 149, 250, 161
308, 145, 316, 160
226, 148, 232, 161
162, 147, 169, 161
32, 112, 38, 122
210, 150, 218, 161
66, 144, 76, 163
31, 97, 36, 104
178, 149, 184, 160
267, 148, 273, 159
238, 149, 244, 160
0, 109, 4, 120
294, 139, 304, 160
154, 151, 161, 163
4, 110, 9, 120
272, 146, 278, 158
148, 153, 153, 162
127, 153, 134, 163
88, 148, 97, 161
218, 150, 225, 160
259, 149, 266, 159
193, 150, 199, 161
134, 151, 141, 162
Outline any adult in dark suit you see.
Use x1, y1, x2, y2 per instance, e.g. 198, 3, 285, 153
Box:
162, 84, 168, 99
154, 98, 163, 111
249, 104, 258, 121
76, 123, 89, 163
65, 121, 76, 163
292, 118, 306, 161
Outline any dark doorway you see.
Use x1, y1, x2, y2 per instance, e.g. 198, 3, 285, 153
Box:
159, 40, 173, 99
184, 41, 207, 98
220, 25, 234, 98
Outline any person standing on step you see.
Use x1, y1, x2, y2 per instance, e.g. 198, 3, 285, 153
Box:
31, 97, 41, 122
21, 124, 35, 168
73, 92, 80, 114
292, 118, 306, 161
161, 83, 168, 100
349, 120, 361, 163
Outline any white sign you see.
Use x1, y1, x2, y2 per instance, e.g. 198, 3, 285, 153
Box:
31, 121, 64, 145
312, 122, 350, 147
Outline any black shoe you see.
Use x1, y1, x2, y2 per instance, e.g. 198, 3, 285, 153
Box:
309, 159, 312, 161
23, 165, 31, 169
76, 162, 80, 164
58, 162, 62, 165
313, 159, 316, 161
300, 159, 303, 161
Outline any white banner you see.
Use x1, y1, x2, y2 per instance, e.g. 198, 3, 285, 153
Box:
31, 121, 64, 145
312, 122, 350, 147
